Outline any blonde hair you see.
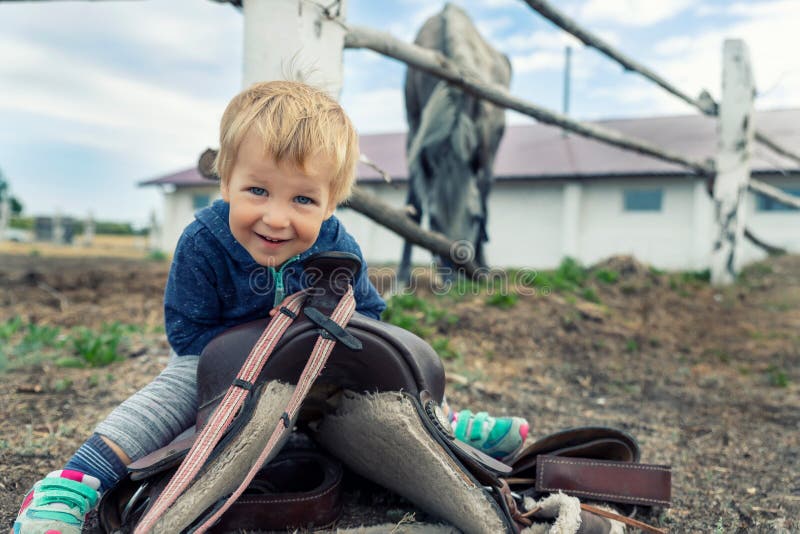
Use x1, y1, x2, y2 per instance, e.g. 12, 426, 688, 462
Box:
214, 80, 359, 206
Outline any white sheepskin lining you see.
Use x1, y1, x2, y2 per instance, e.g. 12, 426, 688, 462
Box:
314, 390, 509, 534
153, 381, 296, 533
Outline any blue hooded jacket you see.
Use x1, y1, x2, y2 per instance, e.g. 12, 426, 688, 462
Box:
164, 200, 386, 356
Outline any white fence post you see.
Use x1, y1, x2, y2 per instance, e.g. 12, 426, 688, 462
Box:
53, 210, 64, 245
0, 195, 9, 242
148, 209, 161, 252
711, 39, 755, 285
242, 0, 348, 98
84, 211, 95, 247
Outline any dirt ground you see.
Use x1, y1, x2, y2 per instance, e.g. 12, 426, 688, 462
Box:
0, 251, 798, 533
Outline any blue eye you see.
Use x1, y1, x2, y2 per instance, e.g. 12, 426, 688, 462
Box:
249, 187, 267, 196
295, 196, 313, 205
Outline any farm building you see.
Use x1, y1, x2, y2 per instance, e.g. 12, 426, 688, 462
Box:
140, 108, 800, 270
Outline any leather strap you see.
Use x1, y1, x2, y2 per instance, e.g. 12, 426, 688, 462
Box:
580, 503, 667, 534
535, 455, 671, 507
207, 450, 343, 533
134, 290, 309, 533
192, 286, 357, 533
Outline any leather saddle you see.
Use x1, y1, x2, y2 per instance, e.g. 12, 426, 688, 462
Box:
99, 252, 670, 534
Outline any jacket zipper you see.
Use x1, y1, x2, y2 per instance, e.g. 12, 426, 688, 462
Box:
268, 255, 300, 308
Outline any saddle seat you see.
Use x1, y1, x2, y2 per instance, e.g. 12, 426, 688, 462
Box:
101, 253, 669, 534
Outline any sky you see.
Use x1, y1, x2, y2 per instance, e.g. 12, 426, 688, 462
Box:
1, 0, 799, 227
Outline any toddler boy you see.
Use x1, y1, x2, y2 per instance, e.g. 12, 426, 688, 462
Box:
13, 80, 526, 534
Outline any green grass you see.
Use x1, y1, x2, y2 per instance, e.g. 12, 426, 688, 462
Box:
766, 365, 790, 388
0, 319, 140, 371
519, 257, 607, 300
146, 250, 168, 262
382, 294, 457, 337
580, 287, 601, 304
486, 292, 518, 309
382, 294, 462, 361
19, 324, 62, 351
64, 322, 131, 368
431, 337, 461, 360
0, 316, 24, 342
594, 269, 620, 284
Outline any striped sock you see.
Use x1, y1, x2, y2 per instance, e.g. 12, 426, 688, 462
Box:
64, 433, 129, 492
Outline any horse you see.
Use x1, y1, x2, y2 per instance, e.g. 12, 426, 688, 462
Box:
399, 3, 511, 283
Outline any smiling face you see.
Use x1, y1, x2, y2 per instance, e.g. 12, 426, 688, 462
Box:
220, 129, 335, 267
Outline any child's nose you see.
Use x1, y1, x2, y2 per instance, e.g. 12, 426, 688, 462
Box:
262, 203, 290, 228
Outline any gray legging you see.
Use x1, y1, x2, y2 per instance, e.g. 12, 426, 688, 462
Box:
94, 352, 199, 462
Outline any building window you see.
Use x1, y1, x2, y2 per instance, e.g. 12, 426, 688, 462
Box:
756, 187, 800, 212
623, 189, 663, 212
193, 194, 211, 210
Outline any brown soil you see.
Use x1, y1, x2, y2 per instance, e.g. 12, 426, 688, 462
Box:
1, 252, 798, 532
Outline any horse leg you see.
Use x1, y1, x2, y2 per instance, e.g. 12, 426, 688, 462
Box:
398, 186, 422, 287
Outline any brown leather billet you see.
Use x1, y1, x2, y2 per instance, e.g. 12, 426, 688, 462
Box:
535, 455, 671, 507
207, 450, 343, 533
509, 426, 641, 480
99, 449, 342, 532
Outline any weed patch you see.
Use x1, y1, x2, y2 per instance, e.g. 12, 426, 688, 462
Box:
594, 269, 620, 284
766, 365, 790, 387
486, 292, 518, 309
431, 337, 461, 360
146, 250, 168, 262
382, 294, 457, 340
19, 324, 62, 352
66, 323, 130, 368
0, 316, 24, 341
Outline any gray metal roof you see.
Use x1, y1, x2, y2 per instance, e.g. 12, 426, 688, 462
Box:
140, 108, 800, 187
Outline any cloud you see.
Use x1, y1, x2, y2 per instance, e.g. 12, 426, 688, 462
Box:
586, 81, 695, 118
475, 16, 515, 40
386, 4, 441, 42
511, 50, 565, 74
475, 0, 519, 8
0, 36, 225, 164
650, 0, 800, 111
341, 88, 407, 134
580, 0, 695, 27
496, 29, 584, 53
653, 36, 694, 57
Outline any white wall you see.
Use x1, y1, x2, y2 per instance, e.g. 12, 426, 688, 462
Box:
484, 182, 564, 268
158, 186, 221, 253
577, 178, 704, 270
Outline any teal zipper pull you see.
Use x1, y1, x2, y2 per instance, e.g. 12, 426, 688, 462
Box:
270, 255, 300, 308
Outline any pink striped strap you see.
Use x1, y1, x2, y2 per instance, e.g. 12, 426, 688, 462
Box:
193, 286, 357, 532
134, 290, 308, 534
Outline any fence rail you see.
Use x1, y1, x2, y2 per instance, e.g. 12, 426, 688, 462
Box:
345, 25, 796, 213
521, 0, 800, 167
344, 25, 712, 175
